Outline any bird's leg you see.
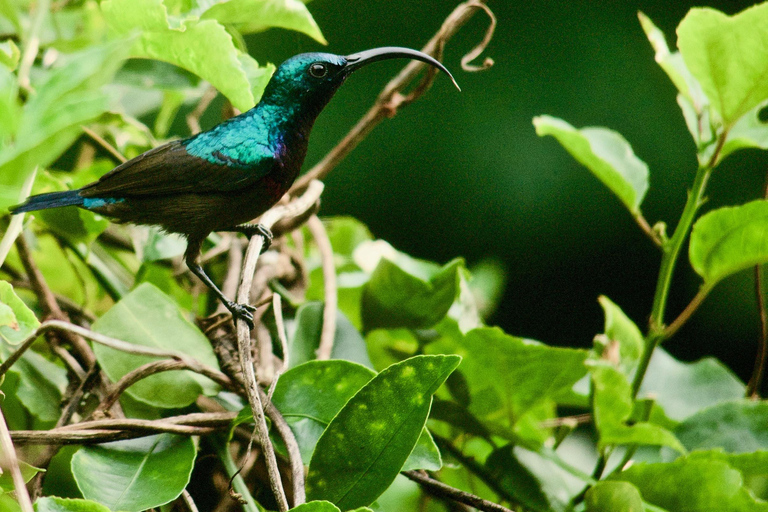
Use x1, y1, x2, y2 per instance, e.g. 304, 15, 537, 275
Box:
227, 223, 273, 252
184, 237, 256, 329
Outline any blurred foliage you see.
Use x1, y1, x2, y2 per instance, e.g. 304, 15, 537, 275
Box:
2, 1, 768, 512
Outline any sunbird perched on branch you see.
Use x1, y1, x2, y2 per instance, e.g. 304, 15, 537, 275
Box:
11, 47, 459, 327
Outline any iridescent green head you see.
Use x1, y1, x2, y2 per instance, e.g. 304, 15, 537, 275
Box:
259, 47, 459, 114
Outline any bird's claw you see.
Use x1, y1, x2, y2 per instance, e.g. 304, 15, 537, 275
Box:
226, 301, 256, 329
255, 224, 273, 253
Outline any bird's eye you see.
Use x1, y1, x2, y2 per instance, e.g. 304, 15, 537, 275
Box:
309, 62, 328, 78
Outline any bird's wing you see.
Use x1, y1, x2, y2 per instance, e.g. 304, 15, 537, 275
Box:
80, 140, 276, 198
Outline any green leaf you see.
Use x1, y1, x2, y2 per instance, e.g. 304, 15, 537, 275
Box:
361, 244, 463, 331
675, 401, 768, 453
272, 360, 377, 462
441, 327, 588, 440
101, 0, 271, 111
0, 281, 39, 344
638, 12, 706, 109
689, 200, 768, 287
533, 115, 649, 214
10, 349, 68, 422
596, 295, 643, 375
91, 283, 220, 408
0, 459, 41, 491
306, 354, 461, 510
639, 348, 743, 422
0, 39, 19, 70
678, 4, 768, 126
199, 0, 326, 43
34, 497, 112, 512
718, 99, 768, 162
485, 445, 565, 512
132, 225, 187, 262
585, 481, 644, 512
401, 428, 442, 472
288, 502, 341, 512
71, 434, 195, 512
289, 302, 373, 370
590, 363, 685, 452
613, 456, 768, 511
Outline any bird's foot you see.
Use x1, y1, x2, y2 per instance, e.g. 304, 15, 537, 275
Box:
236, 223, 273, 253
225, 300, 257, 329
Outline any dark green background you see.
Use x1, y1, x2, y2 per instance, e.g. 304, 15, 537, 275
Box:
246, 0, 764, 379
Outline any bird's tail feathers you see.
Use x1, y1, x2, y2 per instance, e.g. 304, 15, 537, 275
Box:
9, 190, 83, 213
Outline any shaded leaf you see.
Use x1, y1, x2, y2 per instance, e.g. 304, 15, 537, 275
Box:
306, 355, 460, 510
639, 348, 744, 422
92, 283, 220, 408
533, 115, 649, 214
401, 428, 442, 472
34, 497, 112, 512
596, 295, 643, 375
689, 200, 768, 287
288, 502, 341, 512
585, 481, 644, 512
678, 4, 768, 126
289, 301, 373, 369
675, 401, 768, 453
0, 459, 41, 491
591, 363, 685, 452
11, 350, 68, 422
71, 434, 195, 512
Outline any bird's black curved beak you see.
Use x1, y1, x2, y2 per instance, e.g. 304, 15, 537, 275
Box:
344, 46, 460, 91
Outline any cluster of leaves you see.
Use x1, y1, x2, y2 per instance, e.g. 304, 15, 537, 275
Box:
3, 2, 768, 512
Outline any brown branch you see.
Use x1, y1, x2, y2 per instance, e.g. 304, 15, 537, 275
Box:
81, 125, 128, 163
634, 213, 664, 248
235, 180, 325, 512
0, 406, 34, 512
187, 85, 218, 135
290, 0, 494, 194
306, 215, 336, 360
403, 470, 513, 512
664, 286, 711, 339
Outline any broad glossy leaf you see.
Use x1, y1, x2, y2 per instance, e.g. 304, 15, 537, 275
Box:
585, 481, 644, 512
101, 0, 270, 111
596, 295, 643, 375
71, 434, 195, 512
34, 497, 112, 512
613, 456, 768, 511
289, 302, 373, 369
0, 280, 39, 344
92, 283, 220, 408
11, 349, 68, 422
533, 115, 649, 214
678, 4, 768, 126
200, 0, 326, 43
639, 348, 743, 422
675, 401, 768, 453
273, 360, 441, 471
306, 354, 460, 509
591, 363, 684, 452
361, 242, 462, 331
689, 200, 768, 287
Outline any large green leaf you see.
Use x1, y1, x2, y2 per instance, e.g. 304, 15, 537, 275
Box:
34, 497, 112, 512
590, 363, 685, 452
199, 0, 325, 43
306, 355, 460, 510
101, 0, 272, 111
361, 243, 463, 331
288, 502, 340, 512
585, 481, 644, 512
71, 434, 195, 512
533, 115, 649, 214
678, 4, 768, 127
0, 280, 39, 344
5, 349, 68, 422
91, 282, 220, 408
613, 455, 768, 511
639, 348, 743, 422
689, 200, 768, 287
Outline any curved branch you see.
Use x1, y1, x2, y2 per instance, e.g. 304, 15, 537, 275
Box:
307, 215, 337, 360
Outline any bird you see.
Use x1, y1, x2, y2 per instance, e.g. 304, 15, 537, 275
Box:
10, 47, 459, 328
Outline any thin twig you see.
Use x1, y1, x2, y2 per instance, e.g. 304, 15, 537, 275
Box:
81, 125, 128, 163
261, 391, 306, 507
235, 181, 325, 512
403, 470, 513, 512
634, 213, 663, 248
0, 406, 34, 512
748, 177, 768, 398
272, 293, 289, 372
307, 215, 336, 360
187, 85, 218, 135
17, 0, 49, 92
664, 286, 711, 339
182, 489, 200, 512
290, 0, 494, 194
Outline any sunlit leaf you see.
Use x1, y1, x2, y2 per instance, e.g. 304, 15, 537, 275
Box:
533, 115, 649, 214
585, 481, 644, 512
34, 497, 112, 512
0, 39, 19, 70
596, 295, 643, 375
0, 281, 39, 344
